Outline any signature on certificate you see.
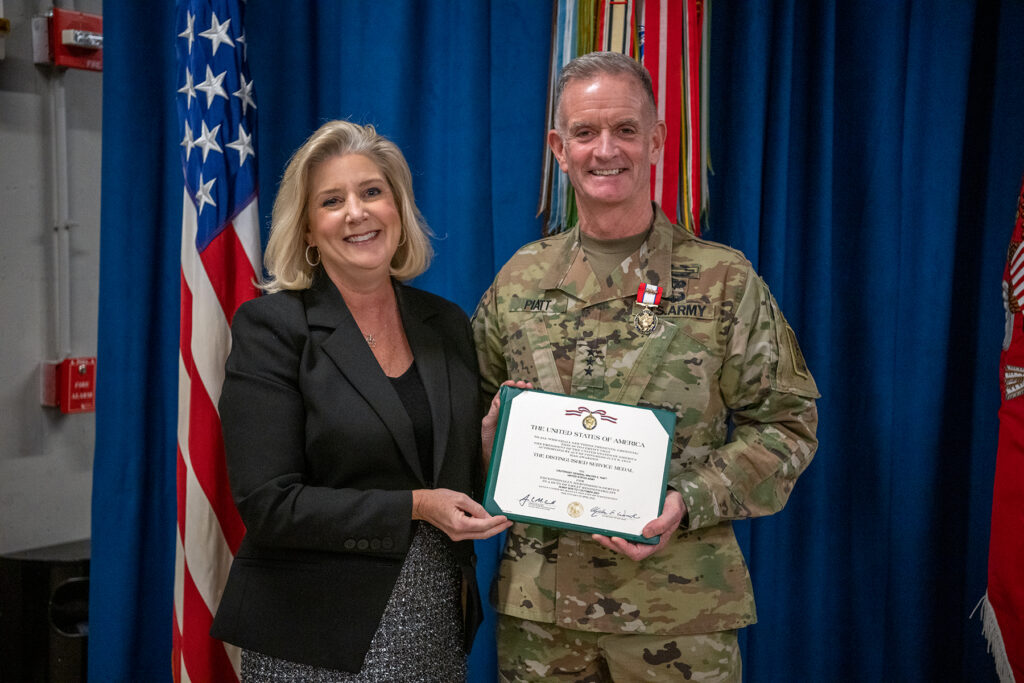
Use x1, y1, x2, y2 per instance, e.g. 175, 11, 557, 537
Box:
590, 506, 641, 520
518, 493, 557, 508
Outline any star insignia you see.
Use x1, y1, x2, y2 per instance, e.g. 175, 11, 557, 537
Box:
233, 73, 256, 115
199, 12, 235, 56
180, 121, 196, 162
194, 121, 223, 163
195, 65, 229, 108
226, 124, 254, 167
194, 173, 217, 215
236, 31, 248, 61
178, 11, 195, 54
177, 69, 196, 109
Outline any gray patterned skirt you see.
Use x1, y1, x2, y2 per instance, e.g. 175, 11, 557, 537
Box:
241, 523, 466, 682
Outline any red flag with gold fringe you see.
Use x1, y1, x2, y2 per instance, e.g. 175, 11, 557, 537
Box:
980, 176, 1024, 682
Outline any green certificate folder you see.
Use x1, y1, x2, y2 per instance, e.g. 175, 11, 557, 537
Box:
483, 386, 676, 545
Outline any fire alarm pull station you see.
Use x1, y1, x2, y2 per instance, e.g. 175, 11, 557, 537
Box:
32, 7, 102, 71
41, 357, 97, 414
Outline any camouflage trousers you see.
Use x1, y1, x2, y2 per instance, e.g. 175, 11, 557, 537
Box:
497, 615, 741, 683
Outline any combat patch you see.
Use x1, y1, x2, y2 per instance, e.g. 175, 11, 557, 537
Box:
507, 295, 568, 314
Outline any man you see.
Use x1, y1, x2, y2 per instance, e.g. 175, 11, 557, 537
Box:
472, 51, 819, 682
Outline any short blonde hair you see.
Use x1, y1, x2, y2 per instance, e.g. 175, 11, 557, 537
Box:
262, 120, 433, 292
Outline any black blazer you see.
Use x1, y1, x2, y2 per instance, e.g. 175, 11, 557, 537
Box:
210, 274, 483, 672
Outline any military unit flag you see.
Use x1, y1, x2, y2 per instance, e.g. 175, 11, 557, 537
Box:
981, 176, 1024, 682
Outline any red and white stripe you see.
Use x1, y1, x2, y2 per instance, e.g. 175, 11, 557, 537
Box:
637, 282, 663, 306
173, 195, 260, 682
682, 0, 705, 234
643, 0, 684, 224
1010, 242, 1024, 310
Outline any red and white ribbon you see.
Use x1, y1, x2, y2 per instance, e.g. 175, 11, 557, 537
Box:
637, 282, 663, 306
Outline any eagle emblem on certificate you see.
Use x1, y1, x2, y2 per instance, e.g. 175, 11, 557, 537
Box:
484, 387, 675, 544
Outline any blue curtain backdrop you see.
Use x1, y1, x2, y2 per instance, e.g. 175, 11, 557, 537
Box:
92, 1, 1024, 681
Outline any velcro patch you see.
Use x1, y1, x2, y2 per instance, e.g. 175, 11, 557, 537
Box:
660, 301, 715, 320
671, 264, 700, 294
673, 264, 701, 279
507, 295, 568, 314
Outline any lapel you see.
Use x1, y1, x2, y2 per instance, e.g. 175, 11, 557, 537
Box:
306, 275, 425, 484
396, 286, 452, 485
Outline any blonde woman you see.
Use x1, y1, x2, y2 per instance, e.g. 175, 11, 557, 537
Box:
211, 120, 510, 681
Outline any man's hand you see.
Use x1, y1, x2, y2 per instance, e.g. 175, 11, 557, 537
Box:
591, 490, 686, 561
481, 380, 533, 467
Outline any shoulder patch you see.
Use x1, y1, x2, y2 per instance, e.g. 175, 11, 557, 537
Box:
774, 316, 819, 397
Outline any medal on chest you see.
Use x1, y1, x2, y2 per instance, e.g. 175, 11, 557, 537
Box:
634, 283, 663, 335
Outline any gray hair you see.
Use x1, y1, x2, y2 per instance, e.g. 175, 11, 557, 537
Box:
262, 120, 433, 292
553, 51, 657, 131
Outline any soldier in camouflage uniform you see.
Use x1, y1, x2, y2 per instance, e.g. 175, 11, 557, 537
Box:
472, 52, 819, 682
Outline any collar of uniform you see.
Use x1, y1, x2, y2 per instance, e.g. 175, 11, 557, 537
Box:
538, 203, 676, 303
640, 204, 677, 299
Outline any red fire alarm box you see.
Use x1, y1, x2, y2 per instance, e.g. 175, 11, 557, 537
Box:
41, 357, 96, 414
49, 8, 102, 72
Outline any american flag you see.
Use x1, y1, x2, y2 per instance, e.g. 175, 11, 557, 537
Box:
173, 0, 260, 680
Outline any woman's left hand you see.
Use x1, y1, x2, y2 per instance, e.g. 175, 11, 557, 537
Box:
412, 488, 513, 541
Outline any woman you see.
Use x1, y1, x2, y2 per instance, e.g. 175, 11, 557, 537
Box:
211, 120, 511, 681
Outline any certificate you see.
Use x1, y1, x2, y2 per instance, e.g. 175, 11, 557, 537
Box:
483, 387, 675, 544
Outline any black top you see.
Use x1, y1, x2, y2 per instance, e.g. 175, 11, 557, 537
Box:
389, 362, 435, 486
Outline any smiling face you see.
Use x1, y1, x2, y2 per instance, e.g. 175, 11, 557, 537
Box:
548, 73, 665, 218
305, 153, 402, 288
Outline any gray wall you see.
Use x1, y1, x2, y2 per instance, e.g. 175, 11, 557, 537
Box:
0, 0, 102, 553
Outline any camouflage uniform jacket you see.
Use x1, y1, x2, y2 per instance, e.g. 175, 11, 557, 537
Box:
471, 205, 820, 635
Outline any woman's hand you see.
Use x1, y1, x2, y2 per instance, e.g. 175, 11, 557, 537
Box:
412, 488, 512, 541
481, 380, 534, 467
